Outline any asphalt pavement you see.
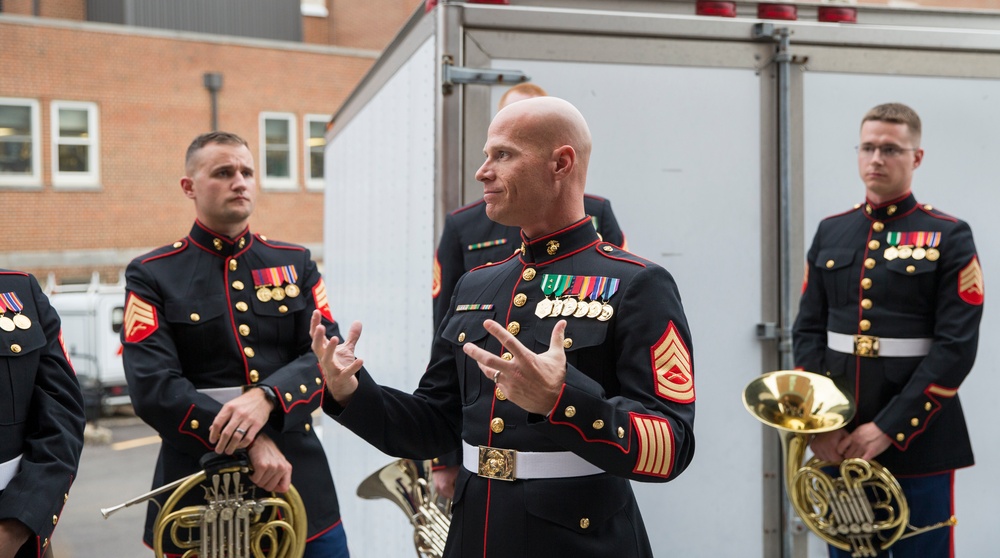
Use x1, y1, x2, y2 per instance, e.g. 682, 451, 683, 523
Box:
53, 414, 159, 557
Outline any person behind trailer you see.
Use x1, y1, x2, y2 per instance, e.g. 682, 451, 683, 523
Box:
313, 97, 695, 557
0, 270, 85, 558
121, 131, 350, 557
793, 102, 983, 558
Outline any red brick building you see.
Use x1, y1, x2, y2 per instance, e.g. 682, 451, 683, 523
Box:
2, 0, 996, 285
0, 0, 421, 284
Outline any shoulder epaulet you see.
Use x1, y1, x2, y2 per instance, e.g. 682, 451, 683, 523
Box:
254, 234, 306, 252
139, 239, 189, 264
469, 249, 519, 272
0, 270, 29, 277
450, 199, 486, 216
583, 193, 608, 203
917, 203, 959, 223
594, 242, 648, 268
822, 204, 863, 221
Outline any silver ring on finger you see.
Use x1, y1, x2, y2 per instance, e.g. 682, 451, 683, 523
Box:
235, 428, 247, 436
493, 370, 501, 384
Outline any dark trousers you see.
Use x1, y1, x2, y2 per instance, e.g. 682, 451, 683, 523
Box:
828, 470, 954, 558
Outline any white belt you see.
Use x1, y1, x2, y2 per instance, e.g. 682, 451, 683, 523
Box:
462, 441, 602, 481
827, 331, 932, 358
197, 386, 244, 405
0, 454, 22, 491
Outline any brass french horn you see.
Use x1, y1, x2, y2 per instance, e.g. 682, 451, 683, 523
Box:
102, 454, 307, 558
356, 459, 451, 558
742, 370, 955, 558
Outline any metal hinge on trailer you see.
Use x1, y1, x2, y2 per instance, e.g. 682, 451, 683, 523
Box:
441, 55, 530, 95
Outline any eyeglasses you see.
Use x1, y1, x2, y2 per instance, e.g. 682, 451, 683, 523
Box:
855, 144, 918, 159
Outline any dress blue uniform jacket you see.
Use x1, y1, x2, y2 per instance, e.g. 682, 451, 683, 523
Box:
331, 217, 695, 557
433, 194, 625, 332
122, 221, 344, 552
0, 270, 84, 558
793, 193, 983, 476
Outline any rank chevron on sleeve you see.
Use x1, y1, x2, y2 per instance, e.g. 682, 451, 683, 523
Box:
124, 292, 158, 343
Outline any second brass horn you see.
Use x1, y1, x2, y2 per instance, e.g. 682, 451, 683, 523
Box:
357, 459, 451, 558
742, 370, 954, 558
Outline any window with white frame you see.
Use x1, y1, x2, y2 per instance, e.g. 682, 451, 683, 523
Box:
0, 98, 41, 188
304, 114, 329, 190
260, 113, 297, 189
301, 0, 329, 17
51, 100, 100, 188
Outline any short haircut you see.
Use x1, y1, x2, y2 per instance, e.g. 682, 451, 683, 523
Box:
861, 103, 922, 143
498, 82, 548, 110
185, 131, 249, 169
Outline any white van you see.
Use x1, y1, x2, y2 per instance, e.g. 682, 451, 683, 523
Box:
46, 273, 128, 416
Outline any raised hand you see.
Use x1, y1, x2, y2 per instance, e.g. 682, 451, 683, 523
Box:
462, 319, 568, 415
310, 310, 365, 405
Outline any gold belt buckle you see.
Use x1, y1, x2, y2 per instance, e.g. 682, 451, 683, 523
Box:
853, 334, 880, 358
478, 445, 516, 481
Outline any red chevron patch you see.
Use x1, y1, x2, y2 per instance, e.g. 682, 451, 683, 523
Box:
432, 254, 442, 298
650, 321, 694, 403
958, 256, 984, 306
313, 279, 334, 322
124, 292, 158, 343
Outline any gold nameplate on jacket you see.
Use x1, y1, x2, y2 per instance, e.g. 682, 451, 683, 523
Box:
478, 446, 516, 481
854, 335, 879, 358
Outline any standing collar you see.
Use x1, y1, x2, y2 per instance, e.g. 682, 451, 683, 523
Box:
188, 220, 253, 256
863, 192, 918, 221
519, 217, 600, 266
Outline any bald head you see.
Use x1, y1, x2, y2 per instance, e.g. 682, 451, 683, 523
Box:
476, 97, 593, 237
493, 96, 592, 175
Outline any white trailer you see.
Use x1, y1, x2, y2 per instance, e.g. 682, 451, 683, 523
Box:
45, 273, 129, 417
321, 1, 1000, 556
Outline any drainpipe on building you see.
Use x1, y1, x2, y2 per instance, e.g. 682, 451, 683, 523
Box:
203, 73, 224, 131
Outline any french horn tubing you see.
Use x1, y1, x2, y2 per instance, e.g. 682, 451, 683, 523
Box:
743, 370, 955, 558
102, 456, 307, 558
356, 459, 451, 558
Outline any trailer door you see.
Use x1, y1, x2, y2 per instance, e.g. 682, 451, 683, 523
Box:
798, 44, 1000, 557
459, 24, 776, 557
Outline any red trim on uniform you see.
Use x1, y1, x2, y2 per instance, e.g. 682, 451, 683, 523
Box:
531, 240, 599, 268
918, 204, 959, 223
255, 234, 306, 252
548, 386, 630, 453
58, 330, 75, 373
141, 240, 187, 263
864, 193, 920, 222
948, 471, 956, 558
524, 216, 591, 245
276, 384, 324, 413
0, 271, 29, 277
469, 249, 517, 272
594, 244, 647, 267
307, 518, 343, 542
449, 198, 486, 216
892, 385, 951, 451
582, 193, 608, 202
178, 404, 213, 450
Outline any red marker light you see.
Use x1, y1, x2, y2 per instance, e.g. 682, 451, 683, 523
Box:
758, 3, 798, 21
818, 7, 857, 23
696, 1, 737, 17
